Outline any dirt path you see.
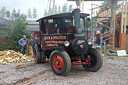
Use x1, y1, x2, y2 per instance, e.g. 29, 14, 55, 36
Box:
0, 57, 128, 85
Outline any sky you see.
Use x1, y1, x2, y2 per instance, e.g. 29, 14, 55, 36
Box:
0, 0, 103, 18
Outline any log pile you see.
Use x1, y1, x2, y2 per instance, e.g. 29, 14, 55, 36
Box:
0, 50, 31, 65
106, 50, 117, 56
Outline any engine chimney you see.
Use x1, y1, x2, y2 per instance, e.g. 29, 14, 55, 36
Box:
73, 9, 80, 34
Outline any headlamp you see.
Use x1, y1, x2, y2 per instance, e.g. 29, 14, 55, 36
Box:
64, 41, 70, 47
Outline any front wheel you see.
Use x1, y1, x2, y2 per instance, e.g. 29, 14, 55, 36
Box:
50, 50, 71, 76
82, 48, 103, 72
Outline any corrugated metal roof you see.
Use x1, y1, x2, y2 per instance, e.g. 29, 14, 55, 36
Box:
26, 18, 39, 21
27, 21, 39, 25
26, 27, 39, 32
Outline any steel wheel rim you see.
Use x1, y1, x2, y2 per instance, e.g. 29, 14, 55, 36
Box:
52, 55, 64, 72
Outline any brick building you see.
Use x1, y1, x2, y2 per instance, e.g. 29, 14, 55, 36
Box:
0, 17, 9, 43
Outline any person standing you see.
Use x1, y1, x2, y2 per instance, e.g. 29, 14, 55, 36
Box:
95, 31, 103, 53
18, 35, 28, 55
95, 31, 103, 46
30, 34, 35, 57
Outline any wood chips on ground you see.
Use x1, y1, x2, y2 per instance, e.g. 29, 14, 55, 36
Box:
0, 50, 31, 65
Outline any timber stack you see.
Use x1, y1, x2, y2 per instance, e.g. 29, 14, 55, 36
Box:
0, 50, 31, 65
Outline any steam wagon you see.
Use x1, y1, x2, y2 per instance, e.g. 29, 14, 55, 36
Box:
35, 9, 103, 75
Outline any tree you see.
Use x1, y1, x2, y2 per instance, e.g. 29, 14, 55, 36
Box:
68, 4, 73, 13
0, 7, 6, 17
48, 7, 52, 15
44, 9, 48, 17
4, 10, 30, 51
87, 20, 91, 28
0, 7, 1, 17
54, 5, 58, 14
27, 8, 32, 18
18, 9, 20, 14
33, 7, 37, 18
62, 3, 68, 13
98, 1, 111, 14
11, 9, 16, 20
58, 6, 61, 13
98, 1, 121, 14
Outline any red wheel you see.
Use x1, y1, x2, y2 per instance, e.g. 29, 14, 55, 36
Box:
52, 55, 64, 71
50, 50, 71, 76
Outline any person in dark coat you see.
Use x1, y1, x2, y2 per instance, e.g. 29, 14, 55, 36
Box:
30, 34, 40, 57
95, 31, 103, 53
30, 34, 35, 57
18, 35, 28, 55
95, 31, 103, 46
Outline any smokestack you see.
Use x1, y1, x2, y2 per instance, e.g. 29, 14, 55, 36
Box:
6, 11, 10, 18
73, 9, 80, 34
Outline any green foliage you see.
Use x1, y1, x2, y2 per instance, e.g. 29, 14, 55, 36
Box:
58, 6, 61, 14
0, 43, 8, 51
68, 4, 73, 13
33, 7, 37, 18
104, 56, 114, 60
0, 6, 6, 17
11, 9, 16, 19
125, 55, 128, 57
3, 11, 30, 51
62, 3, 68, 13
27, 8, 32, 18
98, 1, 111, 14
54, 5, 58, 14
48, 7, 52, 15
98, 1, 121, 15
86, 20, 91, 28
43, 3, 74, 16
18, 9, 20, 14
44, 9, 48, 17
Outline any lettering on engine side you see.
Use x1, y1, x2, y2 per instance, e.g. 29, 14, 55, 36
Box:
77, 40, 85, 44
43, 36, 67, 47
44, 36, 66, 41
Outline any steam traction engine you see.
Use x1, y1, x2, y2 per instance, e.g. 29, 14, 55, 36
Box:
34, 9, 103, 75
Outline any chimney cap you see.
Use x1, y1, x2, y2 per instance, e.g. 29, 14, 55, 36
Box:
72, 9, 81, 13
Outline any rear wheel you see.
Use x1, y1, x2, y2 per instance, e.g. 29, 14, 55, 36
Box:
34, 44, 46, 63
82, 48, 103, 72
50, 50, 71, 76
41, 51, 46, 63
34, 45, 41, 64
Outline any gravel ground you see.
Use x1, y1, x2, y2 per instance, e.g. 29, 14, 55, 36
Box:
0, 57, 128, 85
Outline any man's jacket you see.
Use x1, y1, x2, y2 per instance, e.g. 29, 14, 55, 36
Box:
18, 38, 28, 47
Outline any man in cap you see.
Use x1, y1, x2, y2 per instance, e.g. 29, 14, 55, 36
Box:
18, 35, 28, 55
95, 31, 103, 52
95, 31, 103, 46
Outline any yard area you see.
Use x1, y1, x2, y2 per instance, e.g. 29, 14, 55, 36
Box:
0, 56, 128, 85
